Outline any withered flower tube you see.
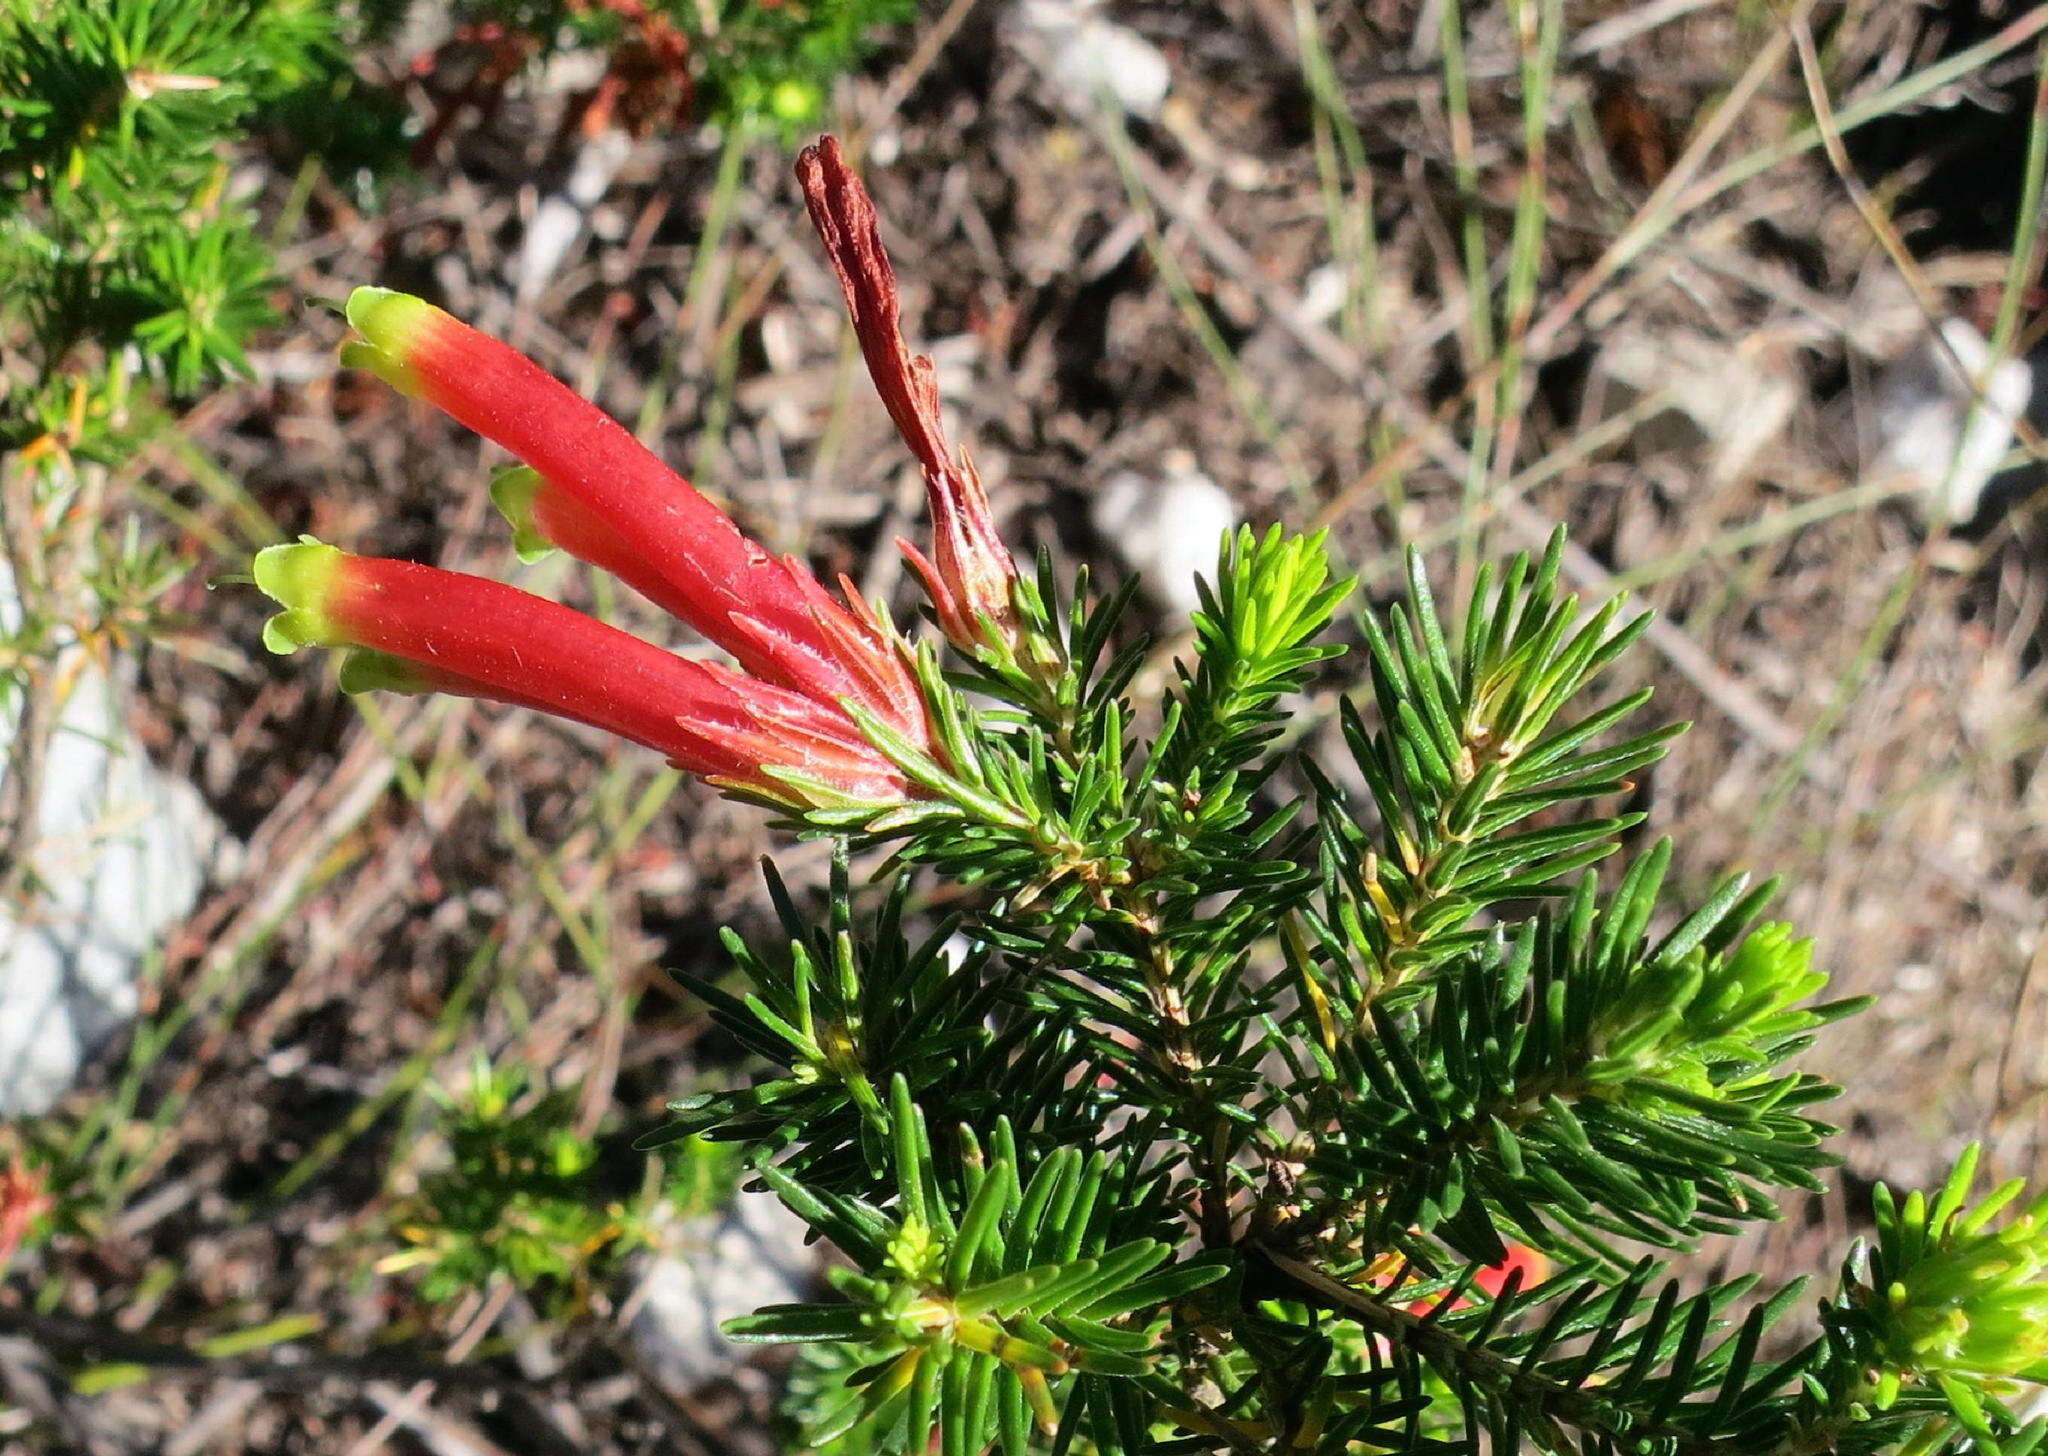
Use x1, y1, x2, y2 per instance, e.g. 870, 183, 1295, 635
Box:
796, 137, 1025, 659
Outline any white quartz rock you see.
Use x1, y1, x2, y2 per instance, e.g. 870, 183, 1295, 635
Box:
625, 1188, 817, 1395
1092, 460, 1239, 619
1007, 0, 1172, 122
1868, 317, 2033, 526
0, 573, 220, 1113
514, 128, 633, 302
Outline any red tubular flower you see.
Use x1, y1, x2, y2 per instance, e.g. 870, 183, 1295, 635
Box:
1375, 1241, 1550, 1316
255, 540, 913, 808
341, 287, 930, 750
0, 1154, 51, 1272
1470, 1242, 1548, 1301
795, 136, 1024, 658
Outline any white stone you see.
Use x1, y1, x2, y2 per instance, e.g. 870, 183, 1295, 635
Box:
1092, 459, 1239, 619
1293, 264, 1349, 330
533, 46, 609, 97
514, 128, 633, 301
1007, 0, 1172, 122
1868, 317, 2033, 526
0, 570, 219, 1114
625, 1188, 816, 1395
1592, 326, 1801, 486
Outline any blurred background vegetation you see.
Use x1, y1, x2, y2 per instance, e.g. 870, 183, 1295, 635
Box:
1, 0, 2046, 1450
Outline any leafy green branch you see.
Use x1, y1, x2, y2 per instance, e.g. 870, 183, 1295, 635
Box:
729, 1078, 1228, 1455
1279, 846, 1865, 1268
1316, 533, 1680, 1003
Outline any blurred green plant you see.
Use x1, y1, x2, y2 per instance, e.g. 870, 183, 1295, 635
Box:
406, 0, 915, 156
685, 0, 917, 131
0, 0, 323, 428
385, 1058, 625, 1303
378, 1056, 740, 1307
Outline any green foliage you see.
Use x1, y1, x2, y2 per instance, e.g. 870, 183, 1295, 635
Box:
653, 856, 1109, 1199
0, 0, 320, 421
382, 1058, 658, 1304
729, 1079, 1227, 1455
1314, 544, 1676, 990
1151, 525, 1350, 865
0, 0, 909, 450
448, 0, 915, 134
124, 217, 281, 392
785, 1339, 888, 1456
1296, 848, 1866, 1269
683, 0, 917, 131
666, 1125, 745, 1221
0, 0, 327, 203
1852, 1149, 2048, 1405
655, 526, 2048, 1454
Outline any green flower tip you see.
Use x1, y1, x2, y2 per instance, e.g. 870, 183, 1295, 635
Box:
344, 286, 436, 352
254, 537, 349, 654
488, 465, 557, 565
340, 286, 438, 395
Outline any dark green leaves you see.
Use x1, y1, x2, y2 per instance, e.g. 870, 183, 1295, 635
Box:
1304, 851, 1859, 1266
729, 1092, 1223, 1456
664, 524, 2036, 1456
1319, 530, 1672, 994
645, 856, 1108, 1204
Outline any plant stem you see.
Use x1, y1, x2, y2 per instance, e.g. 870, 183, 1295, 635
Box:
1253, 1246, 1839, 1456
